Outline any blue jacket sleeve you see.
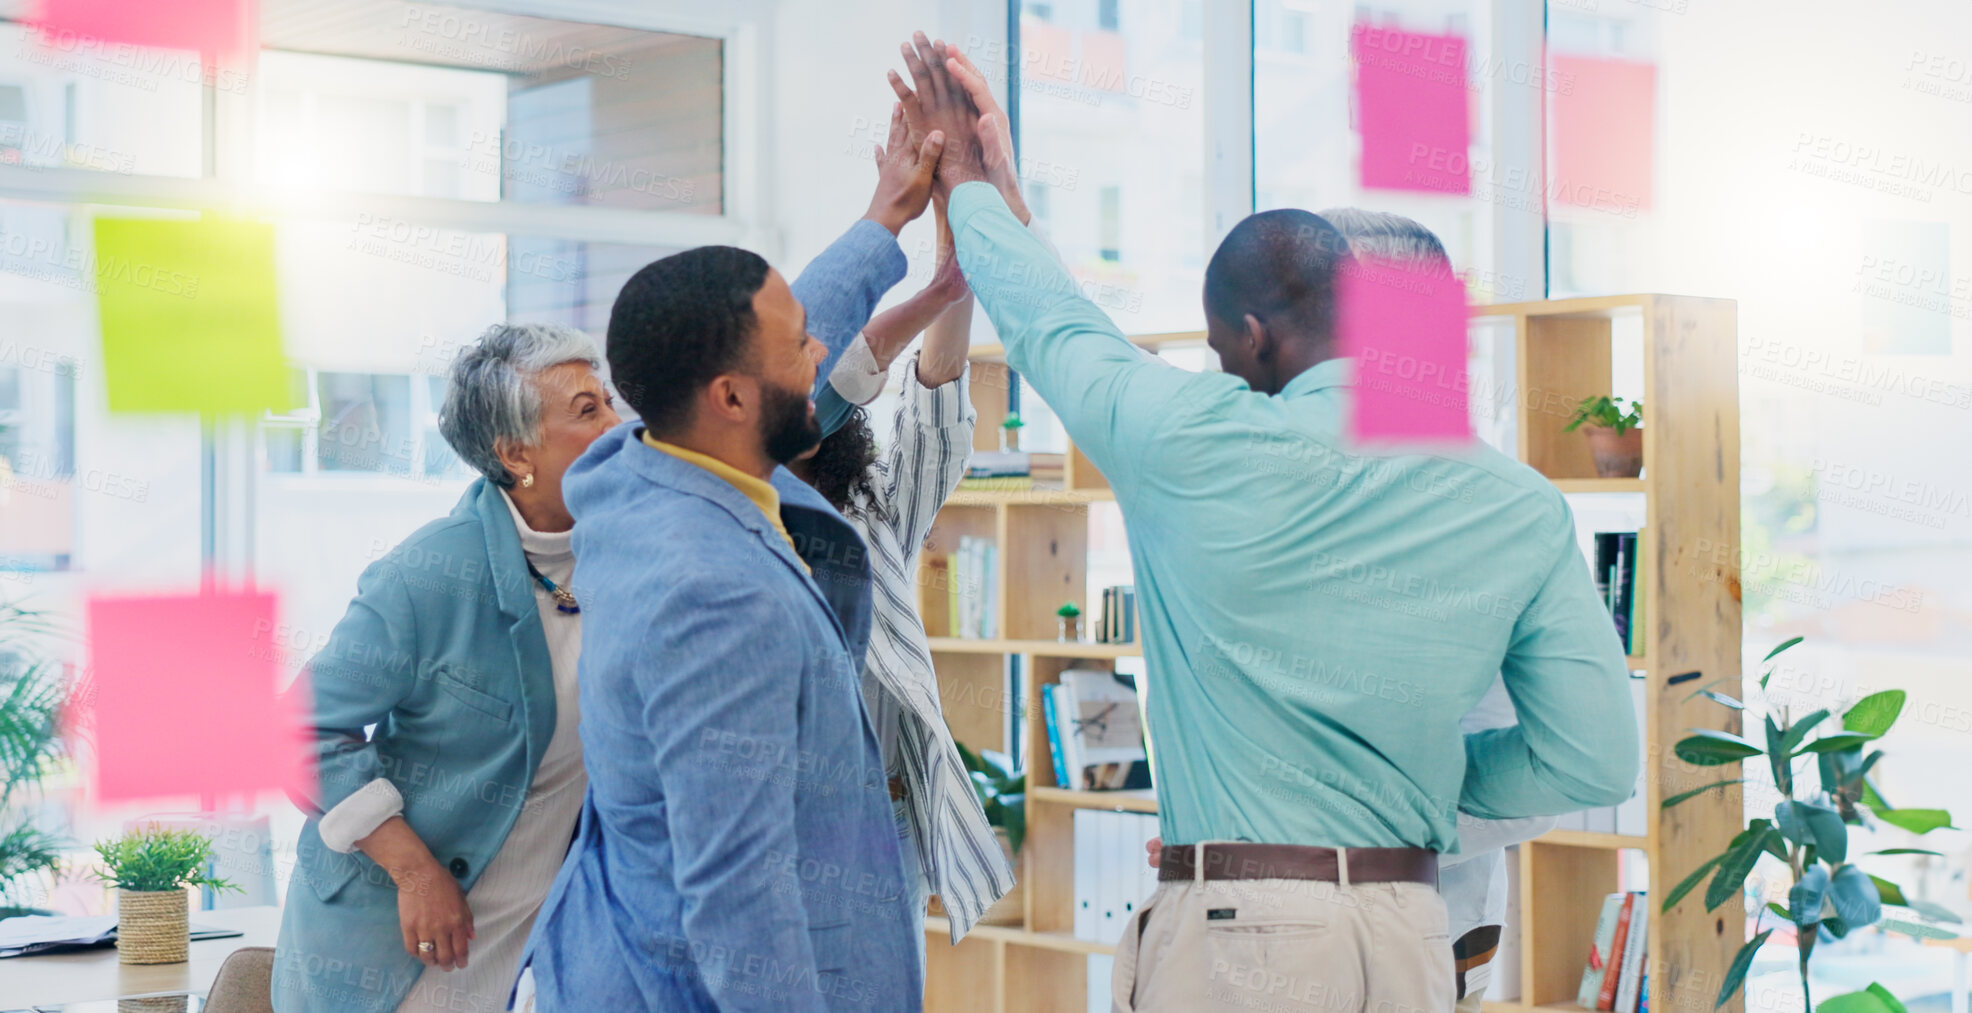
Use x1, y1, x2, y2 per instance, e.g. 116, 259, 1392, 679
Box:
945, 181, 1198, 487
1461, 521, 1641, 818
638, 571, 829, 1013
292, 561, 421, 815
789, 218, 907, 408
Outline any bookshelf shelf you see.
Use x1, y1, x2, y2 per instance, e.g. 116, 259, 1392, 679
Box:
1551, 478, 1648, 495
920, 296, 1739, 1013
926, 637, 1141, 659
1535, 829, 1649, 851
923, 917, 1118, 956
1027, 786, 1159, 814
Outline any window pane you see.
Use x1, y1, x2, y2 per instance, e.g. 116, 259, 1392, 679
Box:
1006, 0, 1206, 333
0, 23, 205, 177
257, 2, 723, 212
1254, 0, 1503, 297
317, 372, 413, 474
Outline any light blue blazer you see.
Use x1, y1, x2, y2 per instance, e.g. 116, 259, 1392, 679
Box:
517, 220, 921, 1012
273, 477, 557, 1012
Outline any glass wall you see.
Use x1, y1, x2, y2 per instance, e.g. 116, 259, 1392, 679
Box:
1545, 0, 1972, 1004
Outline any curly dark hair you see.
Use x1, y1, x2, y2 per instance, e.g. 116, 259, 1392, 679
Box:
607, 245, 769, 436
806, 407, 885, 521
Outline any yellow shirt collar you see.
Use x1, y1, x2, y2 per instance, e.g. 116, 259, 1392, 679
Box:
640, 430, 806, 570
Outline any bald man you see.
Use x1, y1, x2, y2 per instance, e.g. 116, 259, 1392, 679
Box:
894, 36, 1638, 1013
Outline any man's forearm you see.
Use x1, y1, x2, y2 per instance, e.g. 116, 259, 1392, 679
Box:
790, 219, 909, 394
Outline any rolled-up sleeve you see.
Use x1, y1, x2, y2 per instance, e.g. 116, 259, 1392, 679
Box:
290, 561, 422, 818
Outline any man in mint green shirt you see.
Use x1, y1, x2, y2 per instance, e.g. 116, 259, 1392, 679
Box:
898, 34, 1637, 1012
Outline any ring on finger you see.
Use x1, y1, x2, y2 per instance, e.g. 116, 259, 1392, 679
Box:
418, 940, 435, 953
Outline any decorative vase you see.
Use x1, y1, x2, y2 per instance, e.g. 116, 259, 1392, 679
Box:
1583, 425, 1644, 479
1057, 614, 1081, 642
975, 829, 1025, 927
116, 887, 188, 964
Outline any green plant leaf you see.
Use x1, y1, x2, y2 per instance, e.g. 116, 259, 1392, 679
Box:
1778, 799, 1848, 864
1763, 635, 1806, 662
1706, 826, 1774, 913
1869, 875, 1909, 907
1714, 929, 1773, 1009
1829, 864, 1883, 929
1767, 901, 1792, 920
1869, 848, 1944, 857
1676, 729, 1765, 766
1843, 691, 1907, 737
1781, 710, 1831, 754
1907, 899, 1964, 924
1878, 918, 1958, 941
1001, 799, 1025, 855
1816, 983, 1910, 1013
1662, 779, 1744, 810
1766, 716, 1793, 796
1823, 914, 1851, 939
1694, 690, 1744, 710
1662, 852, 1726, 913
1789, 865, 1830, 926
1802, 733, 1880, 754
1873, 807, 1955, 834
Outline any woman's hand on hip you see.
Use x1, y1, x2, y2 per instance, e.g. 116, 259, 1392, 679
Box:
355, 815, 476, 971
393, 859, 475, 971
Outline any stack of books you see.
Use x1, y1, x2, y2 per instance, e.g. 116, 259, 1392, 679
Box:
1097, 585, 1136, 644
1593, 531, 1644, 656
959, 450, 1066, 491
1043, 668, 1152, 791
944, 536, 998, 639
1578, 891, 1649, 1013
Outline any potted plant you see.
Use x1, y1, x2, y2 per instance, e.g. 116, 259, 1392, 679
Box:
1665, 636, 1959, 1011
1056, 602, 1083, 643
953, 741, 1025, 926
1564, 395, 1644, 478
0, 601, 67, 918
998, 412, 1024, 453
93, 825, 237, 964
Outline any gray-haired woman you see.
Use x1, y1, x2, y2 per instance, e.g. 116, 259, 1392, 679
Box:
274, 323, 618, 1013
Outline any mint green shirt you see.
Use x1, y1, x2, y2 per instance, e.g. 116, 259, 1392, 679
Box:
948, 182, 1638, 851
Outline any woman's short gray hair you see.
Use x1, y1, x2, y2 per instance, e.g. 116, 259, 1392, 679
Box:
1317, 208, 1452, 271
438, 322, 602, 487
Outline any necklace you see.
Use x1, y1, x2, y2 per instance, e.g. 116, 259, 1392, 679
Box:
525, 561, 580, 614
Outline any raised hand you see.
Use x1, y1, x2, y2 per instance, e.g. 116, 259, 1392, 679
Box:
865, 101, 946, 237
939, 45, 1031, 225
891, 31, 989, 196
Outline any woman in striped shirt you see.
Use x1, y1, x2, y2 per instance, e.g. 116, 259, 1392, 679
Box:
788, 197, 1015, 952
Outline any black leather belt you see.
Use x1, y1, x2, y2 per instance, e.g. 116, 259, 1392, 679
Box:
1159, 842, 1438, 887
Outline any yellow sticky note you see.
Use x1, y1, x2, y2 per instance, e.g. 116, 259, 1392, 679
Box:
94, 216, 292, 416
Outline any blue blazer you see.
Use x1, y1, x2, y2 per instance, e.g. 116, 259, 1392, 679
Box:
518, 221, 920, 1012
274, 478, 557, 1012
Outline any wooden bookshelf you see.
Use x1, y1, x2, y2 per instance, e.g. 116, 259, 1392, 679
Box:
919, 295, 1741, 1013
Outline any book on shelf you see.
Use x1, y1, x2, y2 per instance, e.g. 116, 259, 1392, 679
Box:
1592, 532, 1640, 654
965, 450, 1066, 488
1578, 891, 1649, 1013
1595, 892, 1634, 1010
1098, 585, 1137, 644
1054, 668, 1152, 791
958, 475, 1034, 492
1042, 683, 1071, 788
946, 537, 998, 639
1613, 891, 1648, 1013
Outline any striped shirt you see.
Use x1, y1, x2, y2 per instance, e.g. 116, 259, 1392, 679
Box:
840, 354, 1016, 942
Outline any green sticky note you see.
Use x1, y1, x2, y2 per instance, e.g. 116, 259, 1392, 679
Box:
94, 216, 292, 415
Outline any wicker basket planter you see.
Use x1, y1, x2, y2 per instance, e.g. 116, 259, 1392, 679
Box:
116, 887, 189, 964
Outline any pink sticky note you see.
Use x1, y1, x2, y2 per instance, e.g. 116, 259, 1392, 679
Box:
27, 0, 255, 61
1550, 56, 1655, 214
1352, 23, 1471, 195
83, 591, 310, 803
1339, 257, 1473, 444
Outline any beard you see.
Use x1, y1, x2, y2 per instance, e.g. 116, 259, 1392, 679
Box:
760, 377, 822, 464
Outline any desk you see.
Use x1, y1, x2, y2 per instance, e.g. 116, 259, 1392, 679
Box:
1925, 936, 1972, 1013
0, 906, 279, 1008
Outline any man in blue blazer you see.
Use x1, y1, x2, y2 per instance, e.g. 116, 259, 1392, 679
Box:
515, 116, 946, 1012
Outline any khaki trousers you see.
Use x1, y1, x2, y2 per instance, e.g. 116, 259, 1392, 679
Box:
1112, 878, 1455, 1013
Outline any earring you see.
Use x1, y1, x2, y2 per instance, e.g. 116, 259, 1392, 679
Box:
521, 473, 535, 488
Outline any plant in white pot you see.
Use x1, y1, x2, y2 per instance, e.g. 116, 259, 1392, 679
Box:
1564, 395, 1644, 478
93, 825, 236, 964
